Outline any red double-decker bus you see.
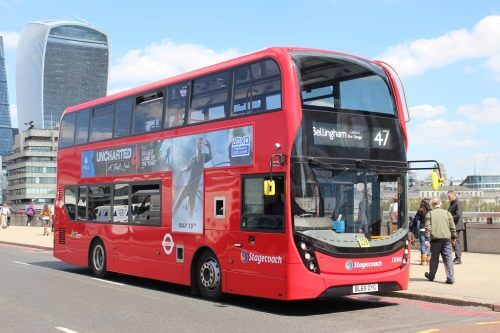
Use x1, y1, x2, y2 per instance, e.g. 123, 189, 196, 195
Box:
54, 47, 411, 300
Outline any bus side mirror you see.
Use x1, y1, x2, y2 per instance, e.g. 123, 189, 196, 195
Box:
264, 180, 275, 196
431, 171, 445, 191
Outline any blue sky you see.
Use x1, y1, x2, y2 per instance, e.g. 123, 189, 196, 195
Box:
1, 0, 500, 179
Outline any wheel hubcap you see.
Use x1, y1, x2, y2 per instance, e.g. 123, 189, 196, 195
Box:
93, 245, 104, 271
200, 258, 220, 290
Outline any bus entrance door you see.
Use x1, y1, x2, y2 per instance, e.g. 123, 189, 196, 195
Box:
226, 175, 287, 300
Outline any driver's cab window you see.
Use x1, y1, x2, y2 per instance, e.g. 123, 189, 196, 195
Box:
241, 175, 284, 232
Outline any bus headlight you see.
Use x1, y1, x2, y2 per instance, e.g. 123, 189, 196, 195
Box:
296, 238, 320, 274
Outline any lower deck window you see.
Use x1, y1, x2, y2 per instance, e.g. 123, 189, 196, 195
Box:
63, 182, 161, 226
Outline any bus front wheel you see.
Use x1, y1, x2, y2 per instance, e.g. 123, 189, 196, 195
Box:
196, 250, 222, 300
90, 239, 107, 278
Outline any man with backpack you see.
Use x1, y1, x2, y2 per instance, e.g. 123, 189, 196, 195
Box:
25, 201, 35, 226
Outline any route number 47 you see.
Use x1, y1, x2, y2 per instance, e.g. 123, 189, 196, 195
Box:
374, 130, 390, 147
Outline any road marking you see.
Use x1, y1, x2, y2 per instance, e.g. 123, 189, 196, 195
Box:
24, 250, 51, 254
415, 330, 440, 333
13, 261, 31, 266
475, 321, 500, 325
55, 327, 80, 333
92, 278, 124, 286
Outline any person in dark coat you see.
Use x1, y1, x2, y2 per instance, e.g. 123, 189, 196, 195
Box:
447, 190, 464, 264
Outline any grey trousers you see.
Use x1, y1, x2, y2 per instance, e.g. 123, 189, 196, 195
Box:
428, 239, 454, 281
453, 230, 462, 259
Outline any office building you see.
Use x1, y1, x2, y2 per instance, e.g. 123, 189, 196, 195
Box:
0, 36, 14, 155
4, 129, 58, 212
461, 175, 500, 191
16, 20, 108, 129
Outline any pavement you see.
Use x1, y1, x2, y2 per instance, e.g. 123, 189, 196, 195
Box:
0, 226, 499, 311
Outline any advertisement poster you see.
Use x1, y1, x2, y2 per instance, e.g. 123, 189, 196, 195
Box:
172, 126, 253, 233
81, 125, 253, 233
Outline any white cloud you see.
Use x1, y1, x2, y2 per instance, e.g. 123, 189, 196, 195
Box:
409, 104, 446, 119
10, 104, 17, 128
458, 97, 500, 123
378, 15, 500, 76
0, 31, 20, 48
409, 118, 486, 147
463, 66, 479, 74
109, 39, 240, 87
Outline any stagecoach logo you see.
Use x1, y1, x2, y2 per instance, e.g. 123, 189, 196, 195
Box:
240, 250, 283, 265
345, 260, 383, 271
241, 250, 249, 263
231, 136, 251, 157
162, 233, 175, 255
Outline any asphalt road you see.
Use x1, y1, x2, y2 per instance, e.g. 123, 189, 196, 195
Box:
0, 243, 499, 333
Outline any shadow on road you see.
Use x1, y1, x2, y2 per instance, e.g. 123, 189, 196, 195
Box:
31, 260, 398, 316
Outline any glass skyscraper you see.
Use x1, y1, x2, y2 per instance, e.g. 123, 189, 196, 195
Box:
0, 36, 14, 155
16, 20, 108, 130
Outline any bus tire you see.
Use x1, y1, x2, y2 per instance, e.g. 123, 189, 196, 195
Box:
90, 239, 107, 278
196, 250, 222, 300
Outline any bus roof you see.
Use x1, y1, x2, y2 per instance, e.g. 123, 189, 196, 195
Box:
63, 46, 376, 116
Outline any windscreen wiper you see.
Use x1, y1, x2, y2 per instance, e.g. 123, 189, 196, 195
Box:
307, 157, 351, 172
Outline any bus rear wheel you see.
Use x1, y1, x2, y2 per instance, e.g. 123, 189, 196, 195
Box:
90, 239, 107, 278
196, 250, 222, 300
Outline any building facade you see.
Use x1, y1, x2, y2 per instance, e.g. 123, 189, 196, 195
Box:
4, 129, 58, 212
461, 175, 500, 191
0, 36, 14, 155
16, 20, 109, 130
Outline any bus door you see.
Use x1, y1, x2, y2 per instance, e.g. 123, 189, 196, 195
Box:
226, 175, 287, 299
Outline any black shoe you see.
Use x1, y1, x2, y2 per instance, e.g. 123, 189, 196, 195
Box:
453, 258, 462, 264
445, 279, 454, 284
425, 272, 434, 281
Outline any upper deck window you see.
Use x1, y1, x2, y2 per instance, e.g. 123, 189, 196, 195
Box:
74, 109, 90, 145
89, 104, 115, 142
165, 82, 188, 128
232, 59, 282, 115
188, 71, 229, 124
133, 91, 164, 134
114, 98, 133, 138
294, 53, 395, 116
59, 113, 76, 148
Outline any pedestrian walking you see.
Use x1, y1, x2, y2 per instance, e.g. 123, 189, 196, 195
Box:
424, 197, 457, 284
0, 203, 11, 229
50, 205, 54, 232
5, 203, 11, 226
447, 190, 464, 264
39, 204, 51, 236
388, 194, 399, 234
25, 201, 35, 226
412, 199, 431, 265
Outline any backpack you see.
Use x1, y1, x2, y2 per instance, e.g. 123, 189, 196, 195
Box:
26, 206, 34, 217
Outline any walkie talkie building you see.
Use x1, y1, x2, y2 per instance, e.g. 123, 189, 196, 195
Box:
16, 20, 109, 130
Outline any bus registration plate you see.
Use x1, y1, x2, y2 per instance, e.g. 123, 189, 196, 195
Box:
353, 283, 378, 294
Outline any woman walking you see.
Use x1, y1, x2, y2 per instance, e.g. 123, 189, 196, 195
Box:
414, 199, 431, 265
39, 204, 51, 236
